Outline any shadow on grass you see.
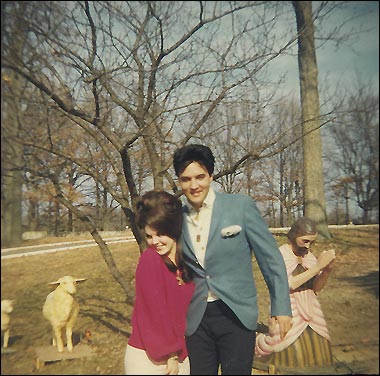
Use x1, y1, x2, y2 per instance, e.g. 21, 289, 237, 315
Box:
1, 334, 23, 348
80, 295, 131, 338
339, 270, 379, 298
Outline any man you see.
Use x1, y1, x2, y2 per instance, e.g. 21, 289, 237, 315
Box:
173, 144, 292, 375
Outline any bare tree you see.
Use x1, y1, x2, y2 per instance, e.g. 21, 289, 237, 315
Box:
1, 72, 24, 247
329, 177, 354, 224
326, 83, 379, 224
2, 1, 297, 229
292, 1, 331, 238
2, 1, 366, 292
1, 1, 31, 246
2, 1, 303, 291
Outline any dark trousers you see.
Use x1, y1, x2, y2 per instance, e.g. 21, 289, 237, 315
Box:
186, 300, 256, 375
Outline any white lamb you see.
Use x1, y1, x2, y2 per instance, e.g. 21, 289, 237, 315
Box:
1, 299, 15, 348
43, 276, 86, 353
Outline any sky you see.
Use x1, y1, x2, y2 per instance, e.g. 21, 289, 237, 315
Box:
317, 1, 379, 93
274, 1, 379, 98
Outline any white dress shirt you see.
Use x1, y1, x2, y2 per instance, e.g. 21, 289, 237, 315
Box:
183, 188, 219, 301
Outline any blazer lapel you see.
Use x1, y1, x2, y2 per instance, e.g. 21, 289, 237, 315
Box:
207, 192, 223, 244
182, 208, 197, 260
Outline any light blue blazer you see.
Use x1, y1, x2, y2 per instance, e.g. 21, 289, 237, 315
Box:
182, 191, 292, 336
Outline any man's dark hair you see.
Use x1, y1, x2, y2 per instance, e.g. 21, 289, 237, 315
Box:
173, 144, 215, 176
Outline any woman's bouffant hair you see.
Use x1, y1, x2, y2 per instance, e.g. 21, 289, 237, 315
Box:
287, 217, 317, 240
136, 190, 183, 242
135, 190, 192, 282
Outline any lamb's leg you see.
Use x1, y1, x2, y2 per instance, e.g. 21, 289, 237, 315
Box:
66, 326, 74, 352
53, 326, 64, 352
3, 328, 9, 348
52, 328, 56, 347
66, 305, 79, 353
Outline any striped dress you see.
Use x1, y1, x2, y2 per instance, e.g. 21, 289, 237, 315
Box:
255, 244, 333, 367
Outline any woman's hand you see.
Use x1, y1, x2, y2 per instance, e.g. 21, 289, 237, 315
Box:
166, 354, 179, 375
323, 258, 336, 273
313, 250, 336, 292
317, 249, 336, 270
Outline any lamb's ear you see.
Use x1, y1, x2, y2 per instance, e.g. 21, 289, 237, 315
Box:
48, 280, 61, 286
75, 278, 87, 283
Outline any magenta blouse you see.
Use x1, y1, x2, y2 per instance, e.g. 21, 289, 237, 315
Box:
128, 247, 195, 362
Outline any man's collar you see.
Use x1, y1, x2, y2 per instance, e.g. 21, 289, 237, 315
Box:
203, 187, 215, 208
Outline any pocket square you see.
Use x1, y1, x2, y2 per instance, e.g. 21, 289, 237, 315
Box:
221, 225, 242, 238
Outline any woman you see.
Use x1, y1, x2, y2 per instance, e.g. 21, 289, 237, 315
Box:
124, 190, 195, 375
255, 217, 336, 369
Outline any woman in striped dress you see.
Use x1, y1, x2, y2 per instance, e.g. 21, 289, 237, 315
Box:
255, 217, 336, 368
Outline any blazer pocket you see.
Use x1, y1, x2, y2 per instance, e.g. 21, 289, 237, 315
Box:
221, 225, 242, 238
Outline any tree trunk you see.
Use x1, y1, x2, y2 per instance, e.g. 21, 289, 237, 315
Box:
1, 72, 24, 247
1, 165, 23, 247
292, 1, 331, 239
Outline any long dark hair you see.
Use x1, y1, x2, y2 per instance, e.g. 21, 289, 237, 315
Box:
135, 190, 193, 282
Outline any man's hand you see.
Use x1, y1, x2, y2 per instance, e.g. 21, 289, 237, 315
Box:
273, 315, 292, 339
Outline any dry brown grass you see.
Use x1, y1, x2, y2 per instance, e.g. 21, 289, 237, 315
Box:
1, 226, 379, 375
1, 238, 138, 375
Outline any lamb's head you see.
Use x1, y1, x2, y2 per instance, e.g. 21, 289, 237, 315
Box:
1, 300, 15, 314
48, 276, 87, 295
